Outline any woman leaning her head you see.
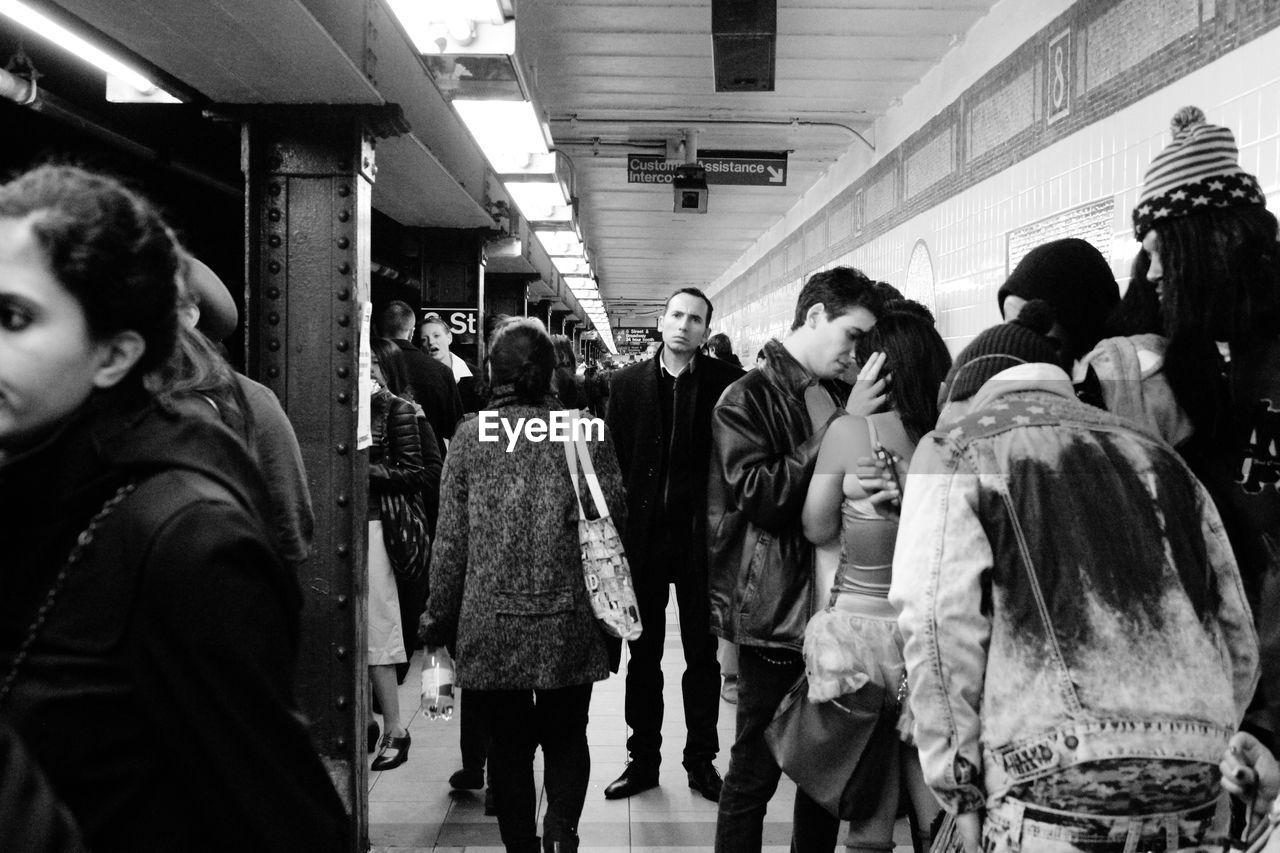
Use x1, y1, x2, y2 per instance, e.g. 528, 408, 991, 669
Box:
0, 165, 179, 453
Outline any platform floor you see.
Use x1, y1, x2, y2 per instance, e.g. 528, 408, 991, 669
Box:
368, 597, 914, 852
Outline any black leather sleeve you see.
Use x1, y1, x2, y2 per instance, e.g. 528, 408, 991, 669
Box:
711, 400, 841, 533
370, 398, 427, 495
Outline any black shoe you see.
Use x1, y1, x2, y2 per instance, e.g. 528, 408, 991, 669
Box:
367, 720, 380, 754
685, 761, 723, 802
543, 831, 580, 852
450, 767, 485, 790
603, 762, 659, 800
370, 731, 411, 771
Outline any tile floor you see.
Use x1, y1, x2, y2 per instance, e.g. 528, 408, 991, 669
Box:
368, 598, 915, 852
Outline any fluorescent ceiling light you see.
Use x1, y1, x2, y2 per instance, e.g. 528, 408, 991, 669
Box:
564, 275, 595, 290
455, 99, 548, 166
553, 256, 592, 276
107, 73, 179, 103
0, 0, 174, 98
504, 181, 570, 223
536, 228, 584, 257
388, 0, 513, 54
497, 151, 557, 177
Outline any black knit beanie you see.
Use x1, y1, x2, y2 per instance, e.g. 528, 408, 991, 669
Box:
996, 238, 1118, 360
945, 301, 1064, 403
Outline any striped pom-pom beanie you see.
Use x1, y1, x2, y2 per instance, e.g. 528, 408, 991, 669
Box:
1132, 106, 1265, 239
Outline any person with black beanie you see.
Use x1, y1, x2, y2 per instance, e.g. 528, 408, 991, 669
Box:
997, 238, 1119, 364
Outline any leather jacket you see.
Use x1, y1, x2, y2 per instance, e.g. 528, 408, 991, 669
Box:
369, 388, 427, 512
890, 365, 1259, 814
707, 338, 848, 650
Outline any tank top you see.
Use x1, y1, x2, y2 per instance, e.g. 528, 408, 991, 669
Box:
831, 417, 898, 616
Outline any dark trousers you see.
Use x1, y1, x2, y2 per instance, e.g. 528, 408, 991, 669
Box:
469, 683, 593, 851
458, 690, 488, 775
624, 567, 721, 768
714, 646, 840, 853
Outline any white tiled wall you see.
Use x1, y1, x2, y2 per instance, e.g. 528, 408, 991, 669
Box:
719, 25, 1280, 359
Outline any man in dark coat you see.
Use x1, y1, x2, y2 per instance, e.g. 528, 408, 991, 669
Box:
380, 301, 463, 458
603, 287, 744, 802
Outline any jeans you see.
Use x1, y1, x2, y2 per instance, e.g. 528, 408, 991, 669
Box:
468, 683, 594, 850
625, 572, 721, 769
714, 646, 840, 853
982, 795, 1223, 853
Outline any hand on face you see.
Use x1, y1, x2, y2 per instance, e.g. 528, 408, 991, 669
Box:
846, 350, 888, 416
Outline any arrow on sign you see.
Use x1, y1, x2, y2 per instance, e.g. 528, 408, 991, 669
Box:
767, 166, 785, 183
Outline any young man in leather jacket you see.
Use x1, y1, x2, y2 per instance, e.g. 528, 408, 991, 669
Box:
707, 267, 885, 852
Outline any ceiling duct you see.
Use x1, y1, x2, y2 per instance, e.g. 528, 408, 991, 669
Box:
711, 0, 776, 92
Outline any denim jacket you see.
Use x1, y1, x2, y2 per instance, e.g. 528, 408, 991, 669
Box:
890, 365, 1258, 814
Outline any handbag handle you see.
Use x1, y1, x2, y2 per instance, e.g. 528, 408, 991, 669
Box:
561, 409, 610, 522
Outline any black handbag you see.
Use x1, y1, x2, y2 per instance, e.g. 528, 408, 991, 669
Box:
378, 490, 430, 582
763, 674, 899, 821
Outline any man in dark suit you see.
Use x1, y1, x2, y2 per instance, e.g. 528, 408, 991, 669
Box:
603, 287, 744, 802
379, 301, 463, 458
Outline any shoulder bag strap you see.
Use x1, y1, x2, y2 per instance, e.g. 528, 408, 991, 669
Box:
864, 413, 881, 451
561, 410, 588, 521
571, 415, 611, 520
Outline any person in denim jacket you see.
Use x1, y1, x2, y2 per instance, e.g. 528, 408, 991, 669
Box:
891, 302, 1258, 853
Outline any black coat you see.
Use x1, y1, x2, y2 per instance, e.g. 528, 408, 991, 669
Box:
0, 387, 349, 852
605, 349, 743, 589
392, 338, 463, 456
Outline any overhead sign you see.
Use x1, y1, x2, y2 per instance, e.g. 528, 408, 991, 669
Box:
613, 327, 662, 355
628, 150, 788, 187
421, 307, 479, 337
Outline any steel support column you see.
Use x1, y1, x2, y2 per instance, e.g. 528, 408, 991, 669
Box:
243, 113, 374, 850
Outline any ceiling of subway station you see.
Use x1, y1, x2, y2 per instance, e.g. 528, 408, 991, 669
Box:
20, 0, 1003, 326
514, 0, 1000, 319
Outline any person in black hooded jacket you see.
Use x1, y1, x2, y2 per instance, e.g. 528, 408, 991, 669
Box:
0, 165, 348, 852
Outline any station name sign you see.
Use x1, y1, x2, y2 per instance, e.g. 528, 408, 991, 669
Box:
613, 327, 662, 354
627, 150, 788, 187
421, 306, 479, 336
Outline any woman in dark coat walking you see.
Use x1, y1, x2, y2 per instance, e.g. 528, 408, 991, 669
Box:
423, 317, 627, 853
0, 165, 348, 851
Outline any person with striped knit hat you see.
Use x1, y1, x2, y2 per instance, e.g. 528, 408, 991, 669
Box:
1134, 106, 1280, 767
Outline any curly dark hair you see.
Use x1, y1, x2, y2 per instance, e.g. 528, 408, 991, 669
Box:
0, 165, 179, 379
1151, 206, 1280, 442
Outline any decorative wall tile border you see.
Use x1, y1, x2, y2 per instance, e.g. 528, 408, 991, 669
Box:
715, 0, 1280, 316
